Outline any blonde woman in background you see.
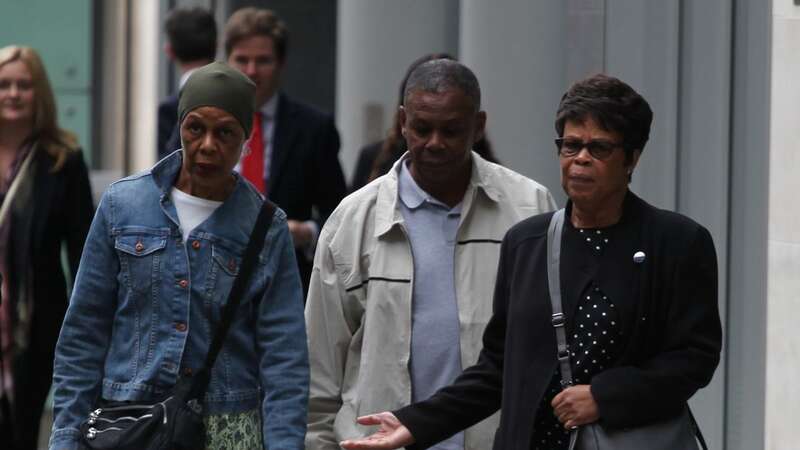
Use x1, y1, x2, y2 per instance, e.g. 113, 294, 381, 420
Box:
0, 45, 94, 449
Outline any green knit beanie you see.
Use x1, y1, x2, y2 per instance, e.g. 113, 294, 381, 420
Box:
178, 61, 256, 137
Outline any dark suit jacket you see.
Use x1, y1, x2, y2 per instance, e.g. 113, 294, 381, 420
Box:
158, 94, 179, 160
266, 93, 346, 292
395, 192, 722, 450
5, 147, 94, 446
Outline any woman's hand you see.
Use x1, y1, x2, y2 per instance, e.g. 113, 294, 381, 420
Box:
339, 412, 415, 449
552, 384, 599, 429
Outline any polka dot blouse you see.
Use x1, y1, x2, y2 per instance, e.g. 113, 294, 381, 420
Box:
530, 227, 628, 450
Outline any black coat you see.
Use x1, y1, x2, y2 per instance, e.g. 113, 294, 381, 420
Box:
157, 94, 179, 160
395, 192, 722, 450
4, 147, 94, 448
266, 93, 346, 292
267, 93, 345, 227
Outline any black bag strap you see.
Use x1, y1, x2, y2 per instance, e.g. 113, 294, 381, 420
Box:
688, 407, 709, 450
546, 209, 572, 389
192, 200, 277, 397
547, 209, 581, 450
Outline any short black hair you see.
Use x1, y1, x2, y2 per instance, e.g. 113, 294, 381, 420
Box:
555, 74, 653, 157
165, 7, 217, 63
403, 59, 481, 112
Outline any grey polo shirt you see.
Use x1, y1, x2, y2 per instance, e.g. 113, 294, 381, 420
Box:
398, 160, 464, 450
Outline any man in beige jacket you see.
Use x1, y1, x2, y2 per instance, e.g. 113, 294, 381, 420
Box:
305, 59, 556, 450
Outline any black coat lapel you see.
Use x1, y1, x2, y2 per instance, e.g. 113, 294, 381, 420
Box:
597, 193, 646, 340
30, 153, 55, 257
268, 93, 297, 194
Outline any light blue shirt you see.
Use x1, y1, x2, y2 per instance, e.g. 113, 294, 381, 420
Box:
398, 160, 464, 450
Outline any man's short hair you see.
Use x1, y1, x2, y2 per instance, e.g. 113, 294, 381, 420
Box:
165, 7, 217, 63
555, 74, 653, 156
224, 7, 288, 62
403, 59, 481, 112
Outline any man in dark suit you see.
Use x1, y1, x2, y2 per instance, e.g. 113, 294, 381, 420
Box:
158, 7, 217, 160
224, 7, 347, 294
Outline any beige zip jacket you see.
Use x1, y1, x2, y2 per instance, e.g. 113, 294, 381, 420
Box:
305, 153, 557, 449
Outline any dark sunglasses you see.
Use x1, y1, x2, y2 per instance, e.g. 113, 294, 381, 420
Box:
554, 137, 623, 160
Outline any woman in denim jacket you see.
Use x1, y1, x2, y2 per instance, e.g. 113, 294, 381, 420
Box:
48, 62, 309, 450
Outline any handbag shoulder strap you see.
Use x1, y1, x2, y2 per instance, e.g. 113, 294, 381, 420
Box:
547, 208, 573, 388
193, 199, 277, 397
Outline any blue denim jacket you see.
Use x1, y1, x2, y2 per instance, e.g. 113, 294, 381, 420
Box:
49, 151, 309, 450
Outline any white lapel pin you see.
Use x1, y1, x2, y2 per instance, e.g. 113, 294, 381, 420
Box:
633, 251, 646, 264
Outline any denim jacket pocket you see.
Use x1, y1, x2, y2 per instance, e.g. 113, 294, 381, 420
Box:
207, 243, 245, 321
211, 244, 241, 277
115, 232, 168, 296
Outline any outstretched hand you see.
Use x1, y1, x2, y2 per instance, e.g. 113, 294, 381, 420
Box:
339, 412, 415, 449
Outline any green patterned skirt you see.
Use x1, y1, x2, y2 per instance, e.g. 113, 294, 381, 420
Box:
204, 409, 262, 450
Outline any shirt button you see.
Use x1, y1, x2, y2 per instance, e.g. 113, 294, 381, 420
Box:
178, 279, 188, 288
135, 242, 144, 253
192, 240, 201, 250
175, 322, 187, 332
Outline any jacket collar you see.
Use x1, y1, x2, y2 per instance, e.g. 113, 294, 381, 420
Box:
373, 151, 501, 237
152, 149, 184, 196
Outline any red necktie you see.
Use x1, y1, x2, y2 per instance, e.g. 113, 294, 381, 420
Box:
242, 112, 265, 193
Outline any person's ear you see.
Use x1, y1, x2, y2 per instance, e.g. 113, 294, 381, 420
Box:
398, 106, 408, 138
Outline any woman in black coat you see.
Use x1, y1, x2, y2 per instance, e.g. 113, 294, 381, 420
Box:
0, 45, 94, 449
340, 74, 722, 450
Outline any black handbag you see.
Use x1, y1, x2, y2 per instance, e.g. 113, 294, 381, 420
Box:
78, 200, 277, 450
546, 209, 708, 450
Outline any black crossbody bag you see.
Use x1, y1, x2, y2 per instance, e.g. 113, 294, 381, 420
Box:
78, 200, 276, 450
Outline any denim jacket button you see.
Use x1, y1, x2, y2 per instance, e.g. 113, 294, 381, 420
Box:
178, 279, 189, 289
135, 242, 144, 253
228, 259, 236, 272
182, 367, 193, 376
175, 322, 187, 332
192, 240, 201, 250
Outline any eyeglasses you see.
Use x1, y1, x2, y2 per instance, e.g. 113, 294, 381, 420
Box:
554, 137, 623, 160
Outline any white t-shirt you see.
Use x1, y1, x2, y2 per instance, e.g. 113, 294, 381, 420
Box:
170, 187, 223, 243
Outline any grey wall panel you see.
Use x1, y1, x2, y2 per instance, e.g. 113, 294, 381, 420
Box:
460, 0, 569, 204
565, 0, 606, 81
677, 1, 733, 448
725, 0, 771, 449
605, 0, 681, 211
